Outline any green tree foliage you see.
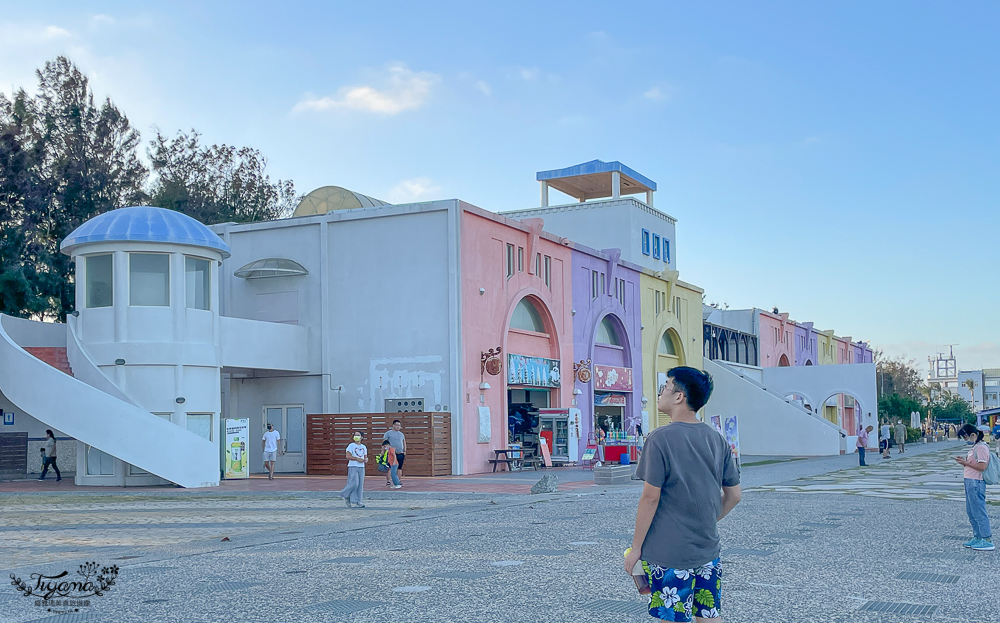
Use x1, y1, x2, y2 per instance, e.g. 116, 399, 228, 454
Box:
875, 352, 924, 401
878, 393, 924, 425
931, 392, 975, 425
147, 130, 297, 224
0, 56, 296, 320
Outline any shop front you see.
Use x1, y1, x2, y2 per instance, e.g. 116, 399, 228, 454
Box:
507, 353, 563, 461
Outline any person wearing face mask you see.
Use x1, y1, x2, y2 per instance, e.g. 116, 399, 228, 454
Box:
340, 431, 369, 508
262, 423, 282, 481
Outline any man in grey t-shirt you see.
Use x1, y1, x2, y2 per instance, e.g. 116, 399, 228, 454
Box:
382, 420, 406, 485
626, 367, 741, 622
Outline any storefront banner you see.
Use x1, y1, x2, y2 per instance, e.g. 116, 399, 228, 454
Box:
224, 418, 250, 479
724, 415, 740, 467
508, 354, 561, 388
594, 365, 632, 392
594, 392, 627, 407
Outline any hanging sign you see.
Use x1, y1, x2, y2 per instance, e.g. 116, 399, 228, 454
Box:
508, 354, 561, 388
594, 393, 627, 407
594, 365, 633, 392
224, 418, 250, 479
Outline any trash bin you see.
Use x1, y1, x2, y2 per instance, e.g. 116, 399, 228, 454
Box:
620, 452, 630, 466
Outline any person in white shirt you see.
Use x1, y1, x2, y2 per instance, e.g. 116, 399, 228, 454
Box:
880, 422, 892, 459
261, 423, 282, 480
340, 431, 369, 508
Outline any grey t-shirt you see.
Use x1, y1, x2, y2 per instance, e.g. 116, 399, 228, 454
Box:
634, 421, 740, 569
383, 430, 405, 453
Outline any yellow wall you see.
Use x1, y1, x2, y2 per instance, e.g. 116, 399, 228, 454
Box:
640, 272, 704, 429
817, 331, 837, 365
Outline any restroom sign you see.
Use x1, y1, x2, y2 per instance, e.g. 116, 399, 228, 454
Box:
2, 411, 13, 425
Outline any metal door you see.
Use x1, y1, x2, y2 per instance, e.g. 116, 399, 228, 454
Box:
263, 406, 305, 472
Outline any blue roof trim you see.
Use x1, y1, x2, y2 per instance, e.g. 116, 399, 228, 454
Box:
536, 160, 657, 191
61, 206, 232, 258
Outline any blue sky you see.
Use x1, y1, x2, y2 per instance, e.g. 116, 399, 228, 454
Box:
2, 2, 998, 371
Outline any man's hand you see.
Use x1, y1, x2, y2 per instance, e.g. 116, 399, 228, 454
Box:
624, 548, 642, 576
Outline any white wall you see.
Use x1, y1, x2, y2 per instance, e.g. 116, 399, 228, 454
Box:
761, 363, 878, 433
703, 358, 843, 456
502, 198, 677, 272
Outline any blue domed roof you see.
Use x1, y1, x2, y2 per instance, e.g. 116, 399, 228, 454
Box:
61, 206, 231, 258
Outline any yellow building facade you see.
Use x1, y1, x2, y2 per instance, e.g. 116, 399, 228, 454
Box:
640, 270, 704, 429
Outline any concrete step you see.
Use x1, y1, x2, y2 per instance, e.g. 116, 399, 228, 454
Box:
23, 347, 73, 377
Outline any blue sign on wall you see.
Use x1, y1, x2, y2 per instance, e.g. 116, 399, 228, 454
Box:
2, 411, 13, 425
508, 354, 561, 388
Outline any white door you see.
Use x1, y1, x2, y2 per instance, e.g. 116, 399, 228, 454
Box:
264, 405, 305, 472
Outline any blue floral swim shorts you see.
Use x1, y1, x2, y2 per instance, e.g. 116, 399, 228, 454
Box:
643, 558, 722, 621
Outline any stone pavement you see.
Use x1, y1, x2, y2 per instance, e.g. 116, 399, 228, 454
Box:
0, 440, 996, 623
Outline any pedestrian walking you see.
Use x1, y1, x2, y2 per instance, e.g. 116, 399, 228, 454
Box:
880, 421, 892, 459
340, 431, 368, 508
894, 420, 907, 454
955, 424, 994, 551
857, 424, 873, 466
382, 419, 407, 483
381, 439, 401, 488
262, 422, 281, 480
37, 430, 61, 481
626, 367, 741, 622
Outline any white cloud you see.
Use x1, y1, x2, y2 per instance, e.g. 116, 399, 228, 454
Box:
386, 177, 442, 204
91, 15, 116, 26
293, 65, 439, 115
644, 87, 665, 100
519, 67, 539, 81
475, 80, 491, 96
0, 23, 72, 48
557, 114, 587, 126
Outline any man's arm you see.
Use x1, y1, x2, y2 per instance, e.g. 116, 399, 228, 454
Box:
719, 485, 741, 520
624, 483, 660, 573
401, 434, 406, 454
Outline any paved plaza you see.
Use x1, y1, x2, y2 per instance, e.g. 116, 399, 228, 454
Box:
1, 440, 997, 623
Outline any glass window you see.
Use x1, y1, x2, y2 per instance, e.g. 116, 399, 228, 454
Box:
659, 332, 677, 355
595, 317, 621, 346
517, 247, 524, 272
641, 229, 650, 255
85, 254, 114, 308
543, 256, 551, 288
186, 413, 213, 441
652, 234, 660, 259
86, 445, 115, 475
510, 297, 545, 333
130, 253, 169, 306
506, 244, 514, 278
663, 239, 670, 263
534, 253, 540, 277
185, 257, 211, 311
285, 407, 303, 453
591, 270, 599, 299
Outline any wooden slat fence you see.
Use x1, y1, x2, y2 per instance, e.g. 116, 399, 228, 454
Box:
306, 412, 452, 477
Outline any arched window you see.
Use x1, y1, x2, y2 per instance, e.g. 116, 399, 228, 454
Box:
510, 297, 545, 333
659, 332, 677, 356
595, 317, 621, 346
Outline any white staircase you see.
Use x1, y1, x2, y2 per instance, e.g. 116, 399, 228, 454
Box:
0, 314, 218, 488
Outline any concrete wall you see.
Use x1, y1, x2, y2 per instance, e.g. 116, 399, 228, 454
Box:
570, 246, 643, 456
703, 358, 844, 456
460, 206, 573, 474
501, 198, 677, 273
760, 362, 878, 438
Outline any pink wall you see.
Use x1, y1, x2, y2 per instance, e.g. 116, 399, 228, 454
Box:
459, 205, 573, 475
835, 337, 852, 364
758, 310, 795, 368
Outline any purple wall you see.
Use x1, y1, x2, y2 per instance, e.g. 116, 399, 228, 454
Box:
794, 322, 818, 366
571, 247, 643, 459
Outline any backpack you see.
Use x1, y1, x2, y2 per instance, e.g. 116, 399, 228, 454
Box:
981, 443, 1000, 486
375, 451, 390, 472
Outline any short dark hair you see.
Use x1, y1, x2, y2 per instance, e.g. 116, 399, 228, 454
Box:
382, 439, 391, 446
958, 424, 983, 443
393, 419, 402, 425
667, 367, 714, 412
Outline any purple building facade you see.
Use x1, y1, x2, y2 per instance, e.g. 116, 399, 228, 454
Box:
571, 245, 643, 459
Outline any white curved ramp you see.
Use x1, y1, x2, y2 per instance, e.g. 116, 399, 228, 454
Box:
0, 314, 218, 488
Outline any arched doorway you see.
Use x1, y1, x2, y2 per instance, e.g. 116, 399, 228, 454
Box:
654, 329, 684, 427
591, 314, 634, 456
506, 296, 562, 458
778, 354, 790, 367
785, 393, 812, 411
820, 392, 863, 431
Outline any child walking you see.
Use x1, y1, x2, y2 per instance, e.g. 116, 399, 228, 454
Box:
339, 431, 368, 508
382, 440, 402, 489
955, 423, 993, 551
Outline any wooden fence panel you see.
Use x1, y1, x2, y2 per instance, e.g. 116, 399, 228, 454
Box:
306, 413, 452, 477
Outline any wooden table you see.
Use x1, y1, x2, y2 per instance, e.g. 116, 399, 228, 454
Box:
488, 448, 522, 472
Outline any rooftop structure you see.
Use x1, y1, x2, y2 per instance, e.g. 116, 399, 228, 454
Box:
537, 160, 656, 207
60, 205, 231, 258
